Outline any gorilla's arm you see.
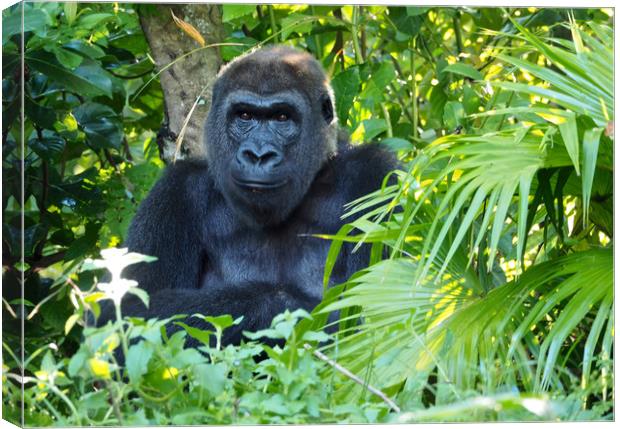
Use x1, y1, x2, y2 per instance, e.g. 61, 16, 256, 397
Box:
123, 161, 206, 291
335, 143, 399, 275
138, 282, 319, 346
98, 161, 208, 324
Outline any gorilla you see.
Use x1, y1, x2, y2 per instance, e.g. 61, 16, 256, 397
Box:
103, 46, 396, 346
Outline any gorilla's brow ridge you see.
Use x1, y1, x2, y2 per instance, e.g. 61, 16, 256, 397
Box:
223, 89, 310, 112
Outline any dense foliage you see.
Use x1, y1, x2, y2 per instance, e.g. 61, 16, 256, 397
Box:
2, 3, 614, 425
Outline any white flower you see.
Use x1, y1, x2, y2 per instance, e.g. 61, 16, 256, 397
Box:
97, 279, 138, 305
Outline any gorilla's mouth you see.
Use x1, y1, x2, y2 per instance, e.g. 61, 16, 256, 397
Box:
233, 177, 288, 191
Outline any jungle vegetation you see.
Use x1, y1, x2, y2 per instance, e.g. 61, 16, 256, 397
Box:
1, 3, 614, 424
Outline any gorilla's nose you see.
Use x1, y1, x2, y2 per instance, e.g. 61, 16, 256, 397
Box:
238, 145, 283, 169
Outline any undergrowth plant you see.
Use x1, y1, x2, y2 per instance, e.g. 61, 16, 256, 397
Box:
315, 14, 613, 419
2, 3, 613, 424
4, 249, 390, 425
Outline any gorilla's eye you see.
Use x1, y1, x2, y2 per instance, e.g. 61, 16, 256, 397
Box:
275, 113, 289, 122
321, 95, 334, 123
238, 112, 252, 120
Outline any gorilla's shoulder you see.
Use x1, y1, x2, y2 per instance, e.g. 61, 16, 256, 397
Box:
155, 160, 212, 193
333, 143, 398, 198
138, 160, 213, 214
161, 159, 210, 182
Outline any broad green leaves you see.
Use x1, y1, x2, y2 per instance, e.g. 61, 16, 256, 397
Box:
331, 67, 361, 126
581, 127, 604, 223
442, 63, 483, 81
126, 341, 154, 383
222, 4, 256, 22
2, 6, 51, 43
388, 7, 423, 37
28, 133, 66, 159
25, 51, 113, 98
78, 13, 116, 30
2, 6, 164, 402
3, 3, 614, 425
318, 8, 614, 412
73, 103, 123, 149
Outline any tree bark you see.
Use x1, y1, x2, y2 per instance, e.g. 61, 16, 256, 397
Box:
139, 4, 223, 161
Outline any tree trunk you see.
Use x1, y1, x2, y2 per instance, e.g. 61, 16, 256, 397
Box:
139, 4, 223, 161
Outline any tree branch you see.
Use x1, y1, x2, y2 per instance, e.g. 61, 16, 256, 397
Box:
303, 343, 401, 413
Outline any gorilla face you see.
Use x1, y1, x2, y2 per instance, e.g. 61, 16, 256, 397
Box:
205, 47, 338, 227
225, 90, 308, 206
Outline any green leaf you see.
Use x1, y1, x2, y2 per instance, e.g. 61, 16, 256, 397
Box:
406, 7, 429, 16
194, 363, 228, 396
222, 4, 256, 22
41, 350, 56, 374
360, 118, 388, 141
108, 57, 153, 78
73, 102, 123, 150
79, 391, 108, 411
175, 322, 213, 346
581, 295, 612, 391
331, 67, 361, 126
78, 13, 116, 30
65, 222, 100, 261
380, 137, 413, 152
126, 341, 153, 383
388, 7, 423, 36
371, 62, 396, 90
53, 47, 83, 69
220, 36, 257, 61
262, 394, 293, 415
443, 101, 465, 130
73, 61, 115, 98
360, 62, 396, 106
64, 314, 80, 335
24, 97, 57, 129
581, 127, 603, 224
25, 51, 111, 98
244, 328, 279, 341
301, 331, 331, 342
281, 14, 313, 39
462, 85, 480, 115
428, 95, 448, 131
127, 287, 149, 309
203, 314, 235, 331
557, 112, 580, 175
62, 40, 106, 59
174, 348, 205, 367
63, 2, 77, 25
50, 229, 75, 246
68, 350, 87, 377
2, 7, 51, 43
442, 63, 483, 80
108, 29, 149, 55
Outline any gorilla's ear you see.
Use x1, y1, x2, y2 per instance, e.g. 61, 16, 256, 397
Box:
321, 93, 334, 124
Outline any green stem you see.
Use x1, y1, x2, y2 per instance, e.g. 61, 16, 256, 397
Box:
496, 91, 515, 131
105, 380, 125, 425
310, 6, 322, 55
381, 103, 393, 138
137, 383, 187, 402
351, 6, 364, 64
410, 37, 418, 141
268, 6, 279, 43
114, 302, 129, 360
50, 384, 81, 425
453, 11, 464, 55
216, 328, 222, 352
288, 330, 296, 371
480, 87, 501, 129
42, 397, 63, 422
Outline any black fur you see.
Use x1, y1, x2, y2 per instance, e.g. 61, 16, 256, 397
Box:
101, 46, 397, 346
